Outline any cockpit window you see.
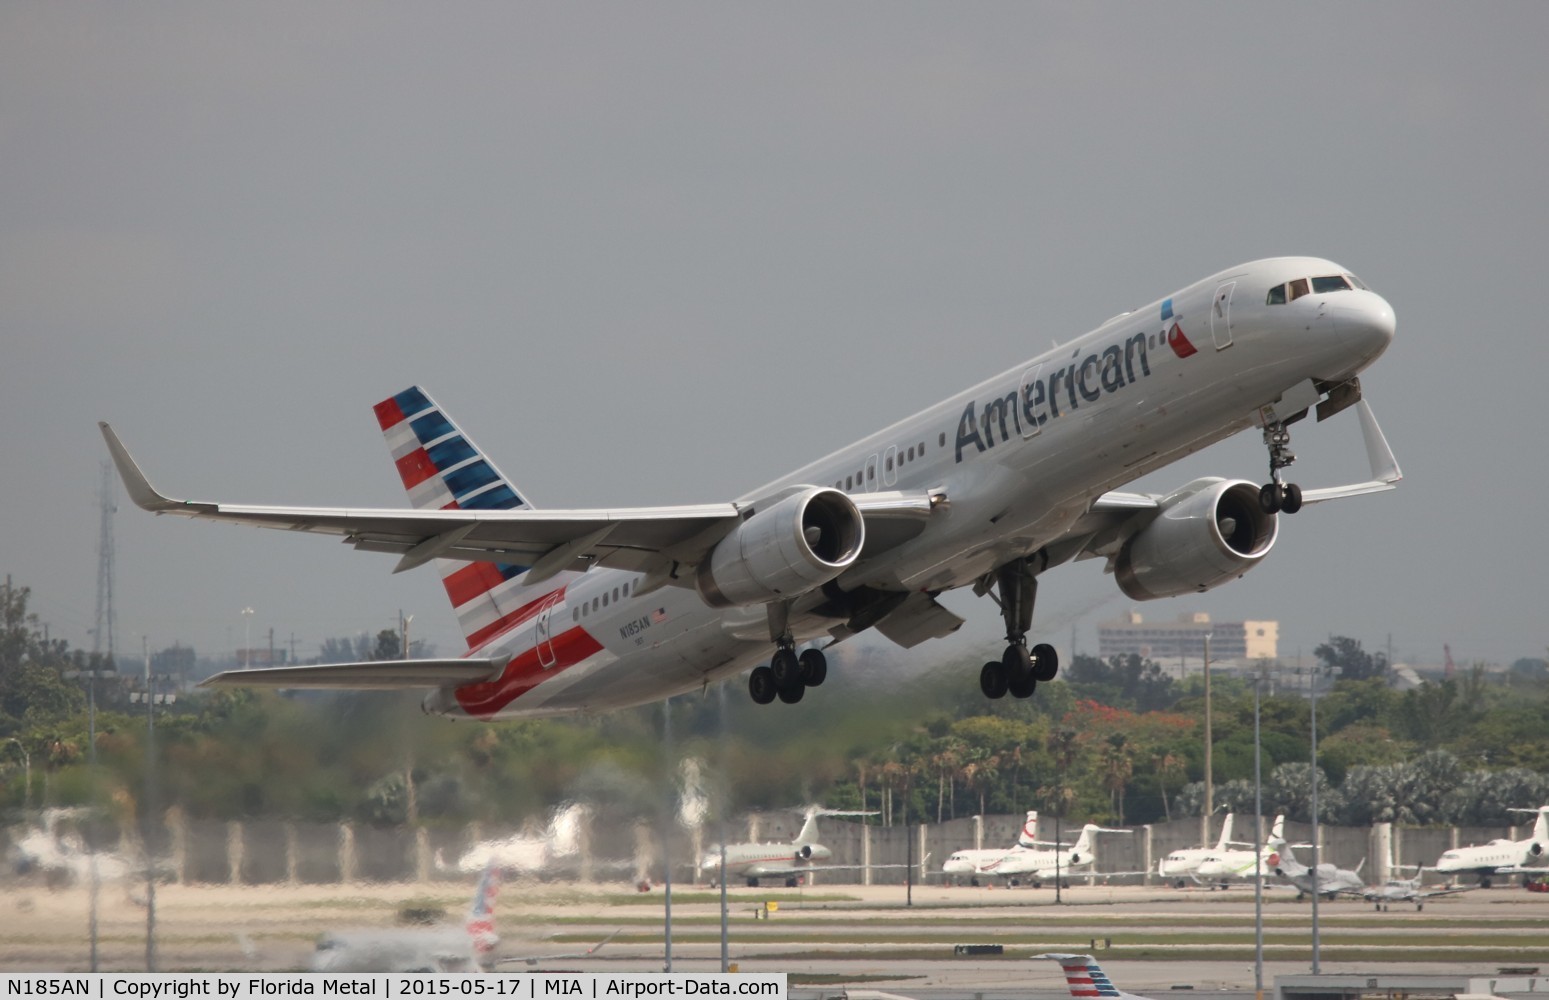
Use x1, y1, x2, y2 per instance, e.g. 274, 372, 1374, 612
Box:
1269, 273, 1368, 305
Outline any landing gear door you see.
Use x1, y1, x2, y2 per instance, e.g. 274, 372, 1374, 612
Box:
535, 593, 560, 669
1211, 281, 1236, 349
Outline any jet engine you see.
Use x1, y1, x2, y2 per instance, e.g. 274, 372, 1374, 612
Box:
1113, 478, 1277, 601
696, 487, 865, 608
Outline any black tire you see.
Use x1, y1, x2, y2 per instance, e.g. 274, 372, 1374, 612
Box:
1281, 483, 1303, 514
1008, 671, 1037, 699
1002, 643, 1033, 682
776, 680, 805, 704
1031, 642, 1059, 682
980, 661, 1009, 699
798, 648, 828, 687
748, 666, 778, 705
746, 877, 758, 888
770, 648, 800, 687
1258, 482, 1282, 514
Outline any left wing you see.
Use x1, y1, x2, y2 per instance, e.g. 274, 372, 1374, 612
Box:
100, 423, 934, 580
201, 657, 505, 690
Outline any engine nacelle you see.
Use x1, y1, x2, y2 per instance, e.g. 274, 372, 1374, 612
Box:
695, 487, 865, 608
1114, 478, 1277, 601
1528, 841, 1545, 859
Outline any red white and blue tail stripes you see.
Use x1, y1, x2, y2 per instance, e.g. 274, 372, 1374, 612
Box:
374, 386, 578, 651
465, 862, 500, 954
1037, 954, 1134, 1000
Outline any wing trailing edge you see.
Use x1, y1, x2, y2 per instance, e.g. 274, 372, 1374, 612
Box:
200, 658, 505, 690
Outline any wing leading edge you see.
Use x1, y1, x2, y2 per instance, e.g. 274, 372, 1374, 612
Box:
99, 422, 935, 583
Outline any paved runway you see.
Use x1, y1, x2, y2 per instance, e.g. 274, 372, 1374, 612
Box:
0, 877, 1543, 984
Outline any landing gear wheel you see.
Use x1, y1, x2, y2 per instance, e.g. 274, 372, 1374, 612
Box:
776, 680, 805, 705
798, 648, 828, 687
1002, 643, 1032, 679
1030, 642, 1059, 682
1280, 482, 1303, 514
980, 661, 1009, 699
1258, 483, 1282, 514
748, 666, 777, 705
1008, 672, 1037, 699
770, 647, 800, 687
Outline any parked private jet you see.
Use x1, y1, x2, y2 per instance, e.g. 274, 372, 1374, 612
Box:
1193, 815, 1288, 887
1271, 839, 1365, 901
941, 810, 1040, 882
700, 807, 920, 887
1430, 806, 1548, 888
103, 258, 1398, 719
1365, 860, 1472, 911
1157, 812, 1236, 887
974, 823, 1130, 886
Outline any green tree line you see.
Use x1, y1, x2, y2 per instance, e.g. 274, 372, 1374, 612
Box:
3, 575, 1546, 832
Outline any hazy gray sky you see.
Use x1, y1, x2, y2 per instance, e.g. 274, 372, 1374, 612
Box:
5, 3, 1546, 672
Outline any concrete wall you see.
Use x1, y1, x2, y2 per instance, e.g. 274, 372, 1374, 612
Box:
93, 811, 1533, 887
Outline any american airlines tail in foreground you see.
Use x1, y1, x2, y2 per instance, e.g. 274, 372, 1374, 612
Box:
103, 257, 1399, 720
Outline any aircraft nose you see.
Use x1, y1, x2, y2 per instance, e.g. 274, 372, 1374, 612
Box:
1330, 290, 1397, 358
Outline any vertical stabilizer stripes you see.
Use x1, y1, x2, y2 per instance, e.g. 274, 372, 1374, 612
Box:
375, 385, 578, 653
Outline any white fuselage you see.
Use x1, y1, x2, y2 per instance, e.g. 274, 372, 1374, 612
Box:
1434, 840, 1531, 875
422, 258, 1395, 719
702, 842, 833, 881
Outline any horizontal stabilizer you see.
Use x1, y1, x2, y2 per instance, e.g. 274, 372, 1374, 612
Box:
200, 658, 504, 690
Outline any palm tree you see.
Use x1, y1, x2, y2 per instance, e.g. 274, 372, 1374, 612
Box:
1151, 750, 1185, 822
1099, 734, 1134, 825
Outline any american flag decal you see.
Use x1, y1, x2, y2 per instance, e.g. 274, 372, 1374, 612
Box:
650, 608, 668, 624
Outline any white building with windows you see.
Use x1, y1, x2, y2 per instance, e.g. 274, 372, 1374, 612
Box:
1097, 610, 1278, 668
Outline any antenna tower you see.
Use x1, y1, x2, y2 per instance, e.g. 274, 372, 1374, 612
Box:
93, 461, 117, 660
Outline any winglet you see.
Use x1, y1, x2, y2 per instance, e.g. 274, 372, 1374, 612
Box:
98, 422, 184, 512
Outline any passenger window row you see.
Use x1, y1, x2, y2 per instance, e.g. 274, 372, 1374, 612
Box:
834, 440, 928, 491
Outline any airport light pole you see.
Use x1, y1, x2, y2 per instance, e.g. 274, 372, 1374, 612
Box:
131, 638, 176, 972
1253, 665, 1266, 1000
241, 606, 253, 668
64, 659, 117, 972
1202, 632, 1213, 847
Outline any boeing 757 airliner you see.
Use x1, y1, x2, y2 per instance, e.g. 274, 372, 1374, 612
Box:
101, 257, 1399, 719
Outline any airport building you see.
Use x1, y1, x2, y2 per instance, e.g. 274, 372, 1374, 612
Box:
1097, 610, 1278, 667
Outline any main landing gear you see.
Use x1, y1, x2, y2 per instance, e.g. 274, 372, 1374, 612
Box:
748, 646, 827, 705
748, 602, 827, 706
978, 557, 1059, 701
1258, 418, 1304, 515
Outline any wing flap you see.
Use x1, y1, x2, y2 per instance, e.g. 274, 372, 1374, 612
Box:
200, 658, 504, 690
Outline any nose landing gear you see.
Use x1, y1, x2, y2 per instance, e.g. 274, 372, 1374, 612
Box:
1258, 419, 1304, 514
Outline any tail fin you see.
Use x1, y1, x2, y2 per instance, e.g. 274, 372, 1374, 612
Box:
1017, 811, 1040, 848
373, 386, 579, 650
1270, 814, 1285, 842
793, 809, 822, 848
465, 863, 501, 955
1037, 953, 1147, 1000
1214, 813, 1234, 852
